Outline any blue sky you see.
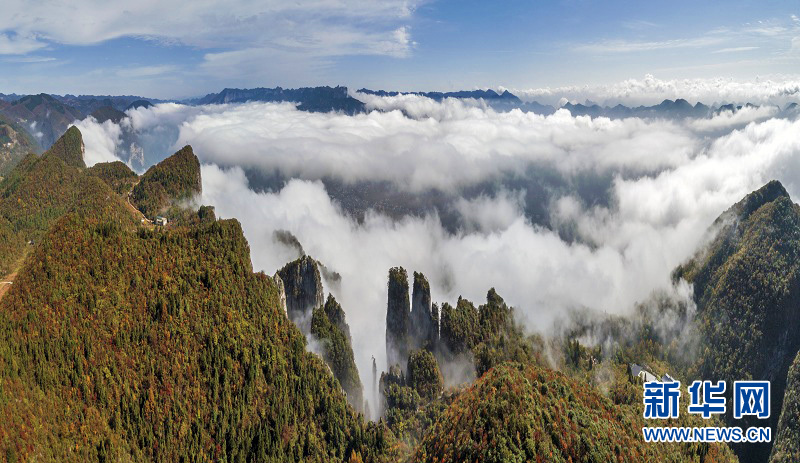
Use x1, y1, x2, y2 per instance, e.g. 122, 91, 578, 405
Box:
0, 0, 797, 99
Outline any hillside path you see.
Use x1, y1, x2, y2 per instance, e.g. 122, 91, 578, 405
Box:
0, 271, 16, 300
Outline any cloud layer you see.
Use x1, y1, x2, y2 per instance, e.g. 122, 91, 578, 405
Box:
78, 96, 800, 410
113, 98, 701, 193
509, 74, 800, 106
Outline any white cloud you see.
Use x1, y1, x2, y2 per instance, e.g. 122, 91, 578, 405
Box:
621, 20, 659, 31
194, 113, 800, 399
116, 65, 179, 79
74, 118, 123, 166
109, 98, 698, 192
510, 74, 800, 106
690, 104, 779, 132
713, 46, 759, 53
355, 90, 490, 117
78, 97, 800, 403
453, 190, 526, 233
748, 26, 788, 37
573, 36, 724, 54
199, 23, 415, 82
0, 0, 422, 76
1, 56, 56, 63
0, 32, 46, 54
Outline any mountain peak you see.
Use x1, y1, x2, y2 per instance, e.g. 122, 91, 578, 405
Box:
130, 144, 202, 218
732, 179, 790, 221
277, 254, 325, 325
674, 178, 800, 463
44, 126, 85, 168
125, 99, 152, 111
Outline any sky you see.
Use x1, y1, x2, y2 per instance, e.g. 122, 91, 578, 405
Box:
0, 0, 798, 99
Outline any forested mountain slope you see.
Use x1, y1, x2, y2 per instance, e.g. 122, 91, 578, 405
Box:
4, 126, 791, 463
0, 116, 38, 177
414, 363, 737, 463
131, 145, 202, 219
770, 350, 800, 463
675, 180, 800, 463
0, 127, 391, 462
0, 127, 89, 275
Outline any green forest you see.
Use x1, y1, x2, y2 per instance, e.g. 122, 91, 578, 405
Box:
0, 129, 389, 462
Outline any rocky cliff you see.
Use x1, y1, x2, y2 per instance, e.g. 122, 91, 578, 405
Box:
411, 271, 437, 350
277, 255, 325, 329
386, 267, 411, 367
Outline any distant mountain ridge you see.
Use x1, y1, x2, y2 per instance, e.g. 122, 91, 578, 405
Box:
184, 85, 800, 123
359, 88, 800, 118
358, 88, 522, 103
0, 93, 159, 152
0, 94, 83, 149
191, 86, 365, 114
4, 87, 799, 121
53, 94, 163, 116
0, 114, 38, 176
2, 84, 797, 154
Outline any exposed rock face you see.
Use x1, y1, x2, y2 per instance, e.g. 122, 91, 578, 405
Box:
386, 269, 442, 368
271, 272, 288, 315
674, 180, 800, 463
275, 256, 363, 411
771, 350, 800, 463
277, 255, 324, 328
411, 271, 437, 350
372, 356, 378, 391
386, 267, 411, 367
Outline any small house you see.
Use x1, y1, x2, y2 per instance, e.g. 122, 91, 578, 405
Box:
630, 363, 658, 383
155, 216, 168, 226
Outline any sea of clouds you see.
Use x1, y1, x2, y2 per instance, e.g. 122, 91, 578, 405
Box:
74, 87, 800, 414
508, 74, 800, 107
